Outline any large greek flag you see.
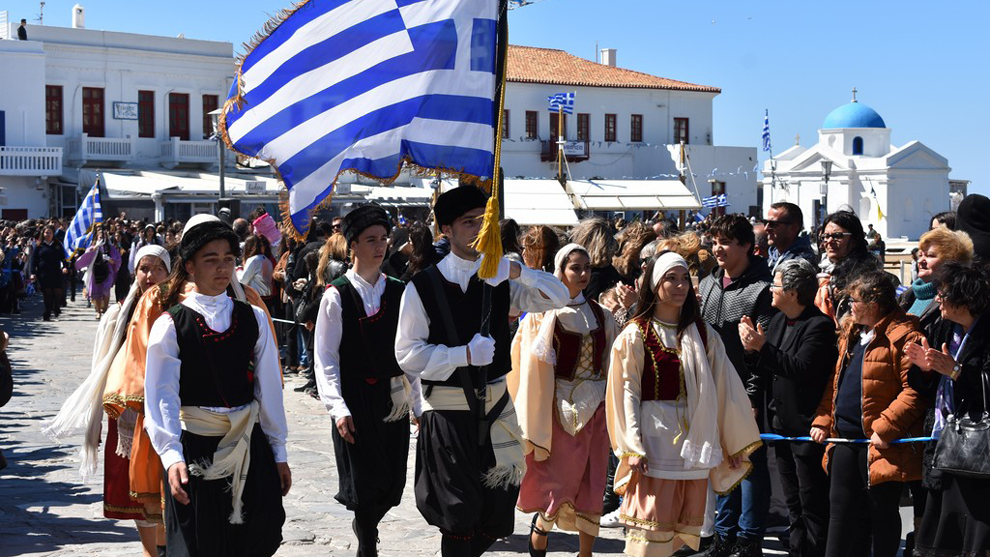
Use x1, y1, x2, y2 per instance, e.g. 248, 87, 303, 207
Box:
64, 180, 102, 257
701, 194, 729, 209
222, 0, 501, 236
547, 92, 574, 114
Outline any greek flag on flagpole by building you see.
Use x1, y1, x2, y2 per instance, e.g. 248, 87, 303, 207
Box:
762, 109, 772, 152
547, 92, 574, 114
220, 0, 501, 237
64, 179, 102, 257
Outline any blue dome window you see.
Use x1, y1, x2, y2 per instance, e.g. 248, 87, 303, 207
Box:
853, 136, 864, 155
822, 102, 886, 129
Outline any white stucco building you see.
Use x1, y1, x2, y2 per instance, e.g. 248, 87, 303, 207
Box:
502, 45, 759, 219
762, 94, 951, 240
0, 12, 243, 220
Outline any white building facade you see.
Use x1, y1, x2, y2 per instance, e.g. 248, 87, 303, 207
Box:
762, 96, 951, 240
502, 46, 759, 216
0, 14, 235, 219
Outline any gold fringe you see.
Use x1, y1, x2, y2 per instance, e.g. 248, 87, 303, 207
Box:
713, 439, 764, 496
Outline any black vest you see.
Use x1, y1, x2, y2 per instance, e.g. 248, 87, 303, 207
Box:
168, 300, 259, 408
332, 275, 405, 386
410, 264, 511, 388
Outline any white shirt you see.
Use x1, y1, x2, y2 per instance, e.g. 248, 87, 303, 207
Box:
144, 291, 288, 471
395, 253, 569, 382
237, 255, 273, 297
314, 269, 388, 422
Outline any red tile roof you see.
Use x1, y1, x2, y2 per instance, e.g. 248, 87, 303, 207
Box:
507, 45, 720, 93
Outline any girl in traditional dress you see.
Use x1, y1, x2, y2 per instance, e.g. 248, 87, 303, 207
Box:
76, 223, 122, 319
44, 244, 171, 556
605, 251, 761, 557
144, 217, 290, 557
510, 244, 620, 557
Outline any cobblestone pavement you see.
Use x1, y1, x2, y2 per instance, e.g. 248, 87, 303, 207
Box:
0, 296, 912, 556
0, 297, 628, 557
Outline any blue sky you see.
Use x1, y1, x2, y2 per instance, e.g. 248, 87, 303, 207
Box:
9, 0, 988, 194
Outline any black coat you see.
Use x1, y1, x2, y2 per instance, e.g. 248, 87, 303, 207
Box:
31, 241, 66, 289
747, 305, 838, 436
898, 287, 941, 333
909, 313, 990, 489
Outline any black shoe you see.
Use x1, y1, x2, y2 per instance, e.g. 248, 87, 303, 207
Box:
156, 545, 166, 557
528, 514, 549, 557
673, 535, 712, 557
702, 534, 735, 557
904, 531, 915, 557
726, 537, 761, 557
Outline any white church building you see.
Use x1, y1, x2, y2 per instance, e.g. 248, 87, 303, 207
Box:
762, 92, 950, 240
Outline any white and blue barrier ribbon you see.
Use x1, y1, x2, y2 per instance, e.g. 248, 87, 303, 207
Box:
760, 433, 934, 445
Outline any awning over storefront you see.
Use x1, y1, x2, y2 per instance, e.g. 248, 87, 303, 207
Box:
503, 179, 579, 226
568, 179, 701, 211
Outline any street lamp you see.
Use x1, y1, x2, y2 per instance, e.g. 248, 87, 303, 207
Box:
209, 108, 226, 201
820, 160, 833, 231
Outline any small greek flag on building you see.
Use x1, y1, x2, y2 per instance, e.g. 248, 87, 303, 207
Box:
221, 0, 501, 237
547, 92, 574, 114
762, 109, 772, 152
701, 194, 729, 209
64, 180, 102, 257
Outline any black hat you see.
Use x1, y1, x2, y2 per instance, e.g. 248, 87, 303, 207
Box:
958, 194, 990, 261
179, 220, 241, 262
342, 204, 391, 244
433, 186, 487, 228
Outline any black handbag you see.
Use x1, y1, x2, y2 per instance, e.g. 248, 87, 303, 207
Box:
933, 369, 990, 479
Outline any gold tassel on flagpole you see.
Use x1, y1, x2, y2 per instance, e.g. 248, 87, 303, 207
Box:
471, 15, 508, 280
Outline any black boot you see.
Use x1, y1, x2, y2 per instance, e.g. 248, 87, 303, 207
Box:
441, 534, 473, 557
702, 533, 735, 557
726, 537, 761, 557
471, 531, 496, 557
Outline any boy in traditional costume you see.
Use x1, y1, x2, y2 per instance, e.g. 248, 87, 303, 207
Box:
314, 204, 411, 557
45, 244, 172, 557
144, 217, 290, 557
605, 252, 761, 557
395, 186, 569, 557
509, 243, 620, 557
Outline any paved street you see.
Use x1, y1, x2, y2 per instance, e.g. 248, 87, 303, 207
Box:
0, 295, 917, 557
0, 296, 630, 557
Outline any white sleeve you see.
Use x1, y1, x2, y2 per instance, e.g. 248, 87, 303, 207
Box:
238, 256, 260, 285
314, 287, 351, 421
144, 313, 185, 471
508, 264, 570, 313
127, 244, 138, 274
395, 281, 470, 382
252, 306, 288, 463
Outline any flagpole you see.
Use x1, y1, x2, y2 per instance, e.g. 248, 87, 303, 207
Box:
557, 104, 564, 184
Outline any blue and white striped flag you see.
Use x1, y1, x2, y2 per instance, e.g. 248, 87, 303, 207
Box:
64, 180, 102, 257
762, 109, 772, 152
701, 194, 729, 209
221, 0, 501, 237
548, 92, 574, 114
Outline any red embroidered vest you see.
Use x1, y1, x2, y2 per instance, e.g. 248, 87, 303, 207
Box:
552, 301, 607, 380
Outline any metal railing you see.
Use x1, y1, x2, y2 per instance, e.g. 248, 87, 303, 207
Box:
0, 146, 63, 176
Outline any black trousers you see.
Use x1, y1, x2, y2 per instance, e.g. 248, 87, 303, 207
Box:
824, 443, 902, 557
776, 441, 830, 557
41, 286, 63, 319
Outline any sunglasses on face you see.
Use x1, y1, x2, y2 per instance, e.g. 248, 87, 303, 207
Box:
821, 232, 852, 242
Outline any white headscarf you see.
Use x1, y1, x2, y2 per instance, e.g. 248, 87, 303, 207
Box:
553, 243, 590, 281
650, 251, 689, 290
133, 244, 171, 273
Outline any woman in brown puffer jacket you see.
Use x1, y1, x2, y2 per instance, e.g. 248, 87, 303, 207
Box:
810, 270, 927, 557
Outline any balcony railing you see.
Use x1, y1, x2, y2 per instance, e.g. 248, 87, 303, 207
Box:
159, 137, 219, 168
67, 134, 135, 164
540, 140, 590, 162
0, 146, 63, 176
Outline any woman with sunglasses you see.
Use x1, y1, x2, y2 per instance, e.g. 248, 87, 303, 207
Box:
814, 210, 880, 324
810, 270, 926, 557
905, 262, 990, 557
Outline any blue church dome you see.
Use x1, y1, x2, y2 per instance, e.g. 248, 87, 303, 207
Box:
822, 101, 886, 129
